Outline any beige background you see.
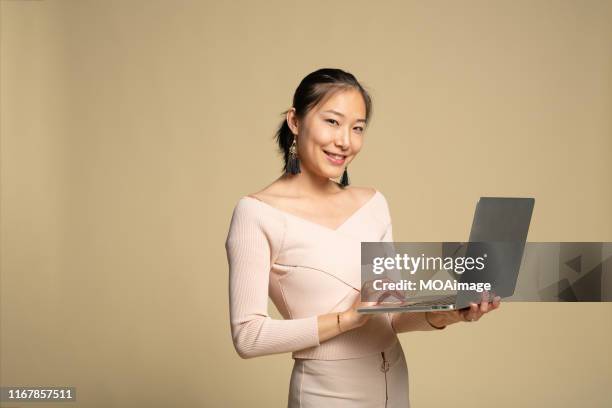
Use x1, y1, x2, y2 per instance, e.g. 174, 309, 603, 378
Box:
2, 0, 611, 407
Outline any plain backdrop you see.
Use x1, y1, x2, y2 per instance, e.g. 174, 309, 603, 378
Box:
2, 0, 611, 407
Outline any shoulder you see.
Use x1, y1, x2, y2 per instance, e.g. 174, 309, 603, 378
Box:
344, 185, 377, 201
342, 185, 391, 227
227, 195, 286, 236
225, 196, 287, 260
348, 185, 391, 224
345, 185, 389, 208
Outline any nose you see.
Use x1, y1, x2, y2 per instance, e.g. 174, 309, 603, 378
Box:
335, 127, 351, 150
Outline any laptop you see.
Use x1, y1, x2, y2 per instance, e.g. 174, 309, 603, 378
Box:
357, 197, 535, 313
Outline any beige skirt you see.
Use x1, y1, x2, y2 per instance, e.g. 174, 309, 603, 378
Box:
287, 339, 410, 408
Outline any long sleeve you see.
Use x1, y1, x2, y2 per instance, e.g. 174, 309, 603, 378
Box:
225, 199, 320, 359
378, 193, 442, 333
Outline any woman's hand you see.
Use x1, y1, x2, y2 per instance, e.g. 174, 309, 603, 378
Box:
342, 278, 407, 331
315, 277, 407, 342
340, 293, 375, 330
426, 290, 502, 328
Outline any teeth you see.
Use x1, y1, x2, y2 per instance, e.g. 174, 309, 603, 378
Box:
325, 151, 344, 159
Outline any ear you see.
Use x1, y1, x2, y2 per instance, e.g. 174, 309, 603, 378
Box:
286, 108, 299, 136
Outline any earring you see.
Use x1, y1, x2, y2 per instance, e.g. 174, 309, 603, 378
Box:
286, 135, 301, 174
340, 165, 350, 187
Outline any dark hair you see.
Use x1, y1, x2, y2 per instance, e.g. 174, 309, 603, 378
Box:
274, 68, 373, 176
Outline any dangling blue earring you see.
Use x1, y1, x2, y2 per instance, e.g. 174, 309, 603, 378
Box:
340, 165, 349, 187
285, 135, 301, 175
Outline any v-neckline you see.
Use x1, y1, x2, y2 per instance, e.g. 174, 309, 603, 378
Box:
244, 190, 380, 233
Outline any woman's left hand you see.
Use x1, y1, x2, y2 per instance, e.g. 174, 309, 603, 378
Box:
426, 290, 501, 328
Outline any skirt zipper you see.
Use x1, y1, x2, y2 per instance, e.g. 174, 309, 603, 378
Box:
381, 351, 389, 406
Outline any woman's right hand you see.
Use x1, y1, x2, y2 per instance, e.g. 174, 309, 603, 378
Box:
341, 278, 407, 331
341, 293, 375, 330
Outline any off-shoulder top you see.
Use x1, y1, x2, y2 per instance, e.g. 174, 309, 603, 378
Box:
225, 189, 437, 360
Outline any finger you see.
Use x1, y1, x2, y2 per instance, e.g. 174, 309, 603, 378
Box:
491, 296, 501, 309
355, 297, 377, 308
376, 292, 391, 303
380, 278, 407, 301
377, 290, 400, 303
480, 291, 489, 313
488, 295, 500, 309
386, 286, 406, 301
468, 303, 478, 321
365, 279, 406, 302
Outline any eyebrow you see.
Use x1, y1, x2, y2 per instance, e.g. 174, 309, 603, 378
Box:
323, 109, 366, 124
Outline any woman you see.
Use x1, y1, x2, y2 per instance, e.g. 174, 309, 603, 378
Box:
225, 68, 501, 407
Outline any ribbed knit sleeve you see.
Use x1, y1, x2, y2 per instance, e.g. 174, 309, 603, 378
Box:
225, 199, 321, 359
378, 193, 442, 333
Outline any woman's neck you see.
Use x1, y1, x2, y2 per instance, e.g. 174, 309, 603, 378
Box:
275, 172, 345, 198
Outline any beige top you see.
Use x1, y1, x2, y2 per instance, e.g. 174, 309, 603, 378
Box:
225, 189, 437, 360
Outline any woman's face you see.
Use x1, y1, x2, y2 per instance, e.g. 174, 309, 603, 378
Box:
287, 88, 367, 180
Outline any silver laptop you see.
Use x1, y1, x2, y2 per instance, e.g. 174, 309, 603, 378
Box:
357, 197, 535, 313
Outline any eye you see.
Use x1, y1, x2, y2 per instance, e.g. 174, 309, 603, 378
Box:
325, 118, 339, 126
354, 126, 364, 133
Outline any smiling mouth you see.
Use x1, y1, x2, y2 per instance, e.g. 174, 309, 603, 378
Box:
323, 150, 347, 160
